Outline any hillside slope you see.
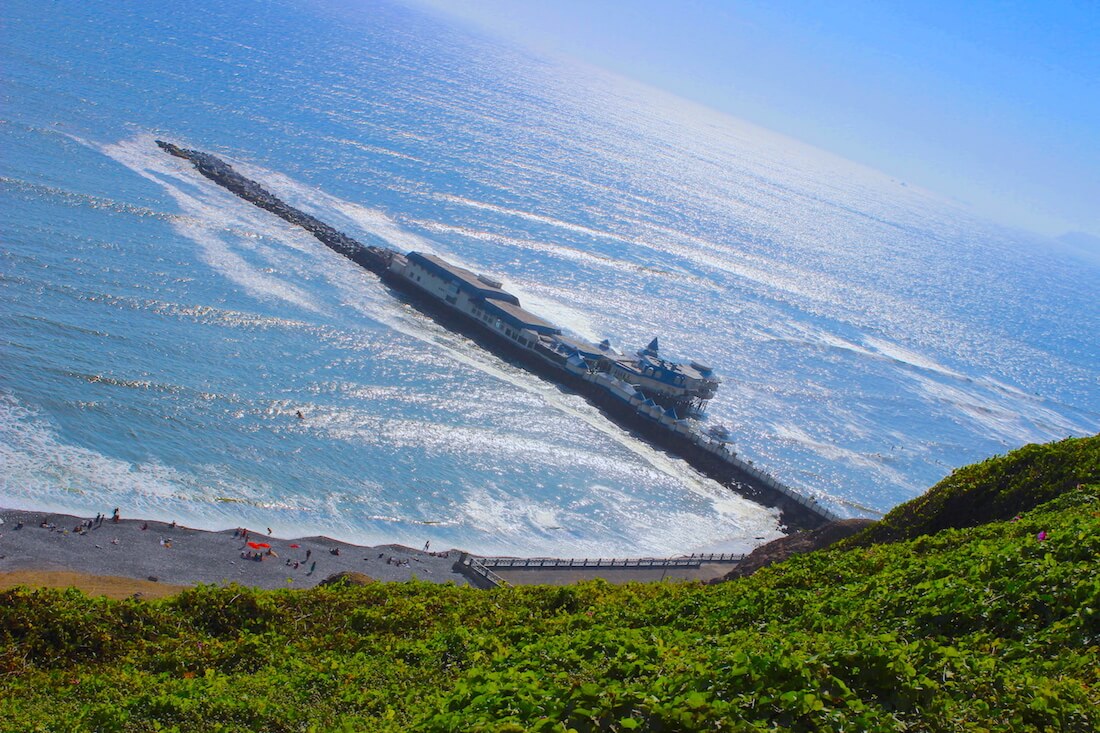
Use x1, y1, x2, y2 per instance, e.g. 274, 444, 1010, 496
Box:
844, 435, 1100, 547
1, 438, 1097, 732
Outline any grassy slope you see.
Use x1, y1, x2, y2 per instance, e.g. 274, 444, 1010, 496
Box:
843, 435, 1100, 547
1, 438, 1097, 732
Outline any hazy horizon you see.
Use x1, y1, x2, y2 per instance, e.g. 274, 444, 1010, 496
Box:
411, 0, 1100, 240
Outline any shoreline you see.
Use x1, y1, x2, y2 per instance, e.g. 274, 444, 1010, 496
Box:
0, 506, 471, 592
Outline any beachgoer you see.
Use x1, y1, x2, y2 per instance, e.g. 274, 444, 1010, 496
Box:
169, 520, 176, 529
141, 522, 148, 530
267, 527, 272, 536
308, 561, 316, 574
424, 540, 430, 551
296, 410, 304, 419
306, 549, 311, 560
112, 508, 120, 523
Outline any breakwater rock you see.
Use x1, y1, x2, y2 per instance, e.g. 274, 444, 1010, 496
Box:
156, 140, 394, 272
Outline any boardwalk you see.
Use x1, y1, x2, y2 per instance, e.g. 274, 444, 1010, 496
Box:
458, 553, 744, 587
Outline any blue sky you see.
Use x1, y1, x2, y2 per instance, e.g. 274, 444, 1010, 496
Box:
413, 0, 1099, 239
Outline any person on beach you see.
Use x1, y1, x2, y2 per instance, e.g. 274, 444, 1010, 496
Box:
424, 540, 430, 551
308, 560, 316, 575
112, 508, 120, 523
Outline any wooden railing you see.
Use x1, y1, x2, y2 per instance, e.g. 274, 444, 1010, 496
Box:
476, 553, 745, 570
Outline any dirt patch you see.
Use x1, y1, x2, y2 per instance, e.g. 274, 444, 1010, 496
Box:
715, 519, 876, 582
318, 571, 375, 586
0, 570, 190, 600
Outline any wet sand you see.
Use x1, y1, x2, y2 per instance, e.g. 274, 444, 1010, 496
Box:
0, 507, 470, 593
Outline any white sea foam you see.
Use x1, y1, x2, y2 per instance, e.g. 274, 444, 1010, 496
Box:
431, 192, 639, 245
0, 391, 191, 515
76, 133, 328, 314
226, 158, 434, 255
772, 423, 915, 491
861, 336, 965, 379
905, 372, 1084, 445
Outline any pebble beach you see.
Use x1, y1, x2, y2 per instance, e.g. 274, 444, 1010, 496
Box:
0, 507, 470, 593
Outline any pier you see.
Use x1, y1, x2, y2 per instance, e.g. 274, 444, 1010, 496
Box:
157, 140, 840, 531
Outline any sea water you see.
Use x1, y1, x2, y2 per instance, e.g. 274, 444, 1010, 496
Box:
2, 0, 1097, 556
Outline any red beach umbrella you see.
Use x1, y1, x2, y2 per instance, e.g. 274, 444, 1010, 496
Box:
289, 544, 300, 548
247, 541, 271, 549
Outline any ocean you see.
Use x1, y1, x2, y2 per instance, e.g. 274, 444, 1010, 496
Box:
2, 0, 1097, 556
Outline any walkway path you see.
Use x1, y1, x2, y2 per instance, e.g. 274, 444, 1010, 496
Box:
459, 552, 743, 587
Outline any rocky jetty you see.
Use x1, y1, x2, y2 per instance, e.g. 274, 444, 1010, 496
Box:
156, 140, 394, 273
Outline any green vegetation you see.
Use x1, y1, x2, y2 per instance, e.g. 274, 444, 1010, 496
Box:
843, 434, 1100, 547
2, 438, 1097, 732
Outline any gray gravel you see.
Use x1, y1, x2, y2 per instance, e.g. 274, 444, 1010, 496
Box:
0, 508, 470, 589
